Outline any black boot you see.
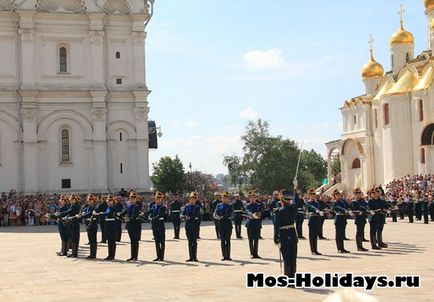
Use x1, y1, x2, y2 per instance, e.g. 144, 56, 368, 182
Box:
159, 243, 165, 261
134, 242, 139, 260
57, 241, 67, 256
221, 242, 226, 261
226, 241, 232, 261
313, 237, 321, 255
127, 243, 135, 261
87, 242, 96, 259
370, 235, 381, 250
249, 240, 254, 258
254, 239, 261, 258
104, 244, 112, 260
193, 243, 199, 262
153, 243, 160, 261
72, 241, 79, 258
186, 243, 193, 262
378, 234, 388, 248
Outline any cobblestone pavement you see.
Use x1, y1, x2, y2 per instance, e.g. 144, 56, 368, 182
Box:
0, 219, 432, 302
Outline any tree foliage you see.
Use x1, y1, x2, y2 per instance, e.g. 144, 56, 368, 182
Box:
224, 119, 327, 193
151, 156, 186, 193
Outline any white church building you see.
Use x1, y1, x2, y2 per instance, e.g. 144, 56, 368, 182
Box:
0, 0, 155, 193
326, 2, 434, 193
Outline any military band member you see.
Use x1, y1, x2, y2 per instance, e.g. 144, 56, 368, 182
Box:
274, 189, 298, 279
170, 193, 182, 239
214, 191, 234, 261
368, 188, 382, 250
118, 191, 141, 261
114, 196, 124, 242
149, 191, 167, 261
181, 192, 201, 262
98, 195, 117, 260
232, 193, 244, 239
294, 190, 306, 239
306, 189, 322, 255
246, 190, 264, 258
59, 194, 80, 258
211, 192, 221, 239
351, 188, 368, 251
269, 190, 281, 225
81, 194, 98, 259
332, 190, 351, 253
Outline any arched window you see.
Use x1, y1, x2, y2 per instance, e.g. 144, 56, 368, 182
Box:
419, 99, 424, 122
59, 47, 67, 73
353, 115, 357, 125
116, 51, 120, 59
384, 103, 390, 126
351, 158, 361, 169
406, 53, 410, 62
421, 124, 434, 146
61, 129, 70, 163
421, 148, 426, 164
119, 132, 123, 141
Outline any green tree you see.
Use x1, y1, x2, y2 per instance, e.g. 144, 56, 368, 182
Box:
151, 156, 186, 193
222, 155, 245, 190
331, 157, 341, 176
185, 171, 214, 195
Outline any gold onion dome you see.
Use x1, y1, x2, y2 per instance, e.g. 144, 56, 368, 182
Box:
425, 0, 434, 11
361, 49, 384, 79
430, 18, 434, 29
390, 20, 414, 45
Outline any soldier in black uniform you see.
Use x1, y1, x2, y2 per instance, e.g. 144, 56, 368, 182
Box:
274, 189, 298, 279
137, 195, 144, 241
351, 188, 368, 251
213, 191, 234, 261
149, 191, 167, 261
406, 194, 414, 223
118, 191, 141, 261
114, 196, 124, 242
53, 195, 69, 256
332, 190, 351, 253
60, 194, 81, 258
318, 194, 328, 240
211, 192, 221, 239
423, 194, 430, 224
97, 195, 108, 243
232, 193, 244, 239
195, 198, 203, 239
376, 188, 389, 248
368, 188, 382, 250
415, 192, 423, 221
294, 190, 305, 239
98, 195, 117, 260
305, 189, 322, 255
81, 194, 98, 259
429, 196, 434, 221
181, 192, 201, 262
246, 190, 264, 258
170, 194, 182, 239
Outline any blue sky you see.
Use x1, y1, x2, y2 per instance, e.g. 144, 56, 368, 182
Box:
146, 0, 428, 175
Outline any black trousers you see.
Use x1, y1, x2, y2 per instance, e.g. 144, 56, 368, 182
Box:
152, 223, 166, 260
234, 216, 243, 238
319, 216, 326, 238
105, 221, 116, 259
279, 229, 298, 278
219, 225, 232, 259
127, 222, 140, 259
172, 217, 181, 239
407, 208, 414, 223
69, 221, 80, 256
355, 222, 366, 249
369, 218, 379, 248
100, 220, 107, 242
213, 219, 220, 239
247, 222, 260, 257
87, 223, 98, 257
308, 216, 320, 253
335, 216, 347, 251
115, 220, 122, 242
186, 221, 199, 260
296, 213, 304, 238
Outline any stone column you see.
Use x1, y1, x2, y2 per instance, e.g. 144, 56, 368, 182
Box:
130, 14, 147, 87
16, 11, 36, 90
88, 14, 106, 89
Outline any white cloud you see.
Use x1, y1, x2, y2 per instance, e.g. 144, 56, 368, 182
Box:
239, 107, 259, 119
243, 49, 286, 70
185, 121, 201, 128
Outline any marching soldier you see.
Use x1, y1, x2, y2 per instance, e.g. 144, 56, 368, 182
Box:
114, 196, 124, 242
60, 194, 80, 258
81, 194, 98, 259
305, 189, 322, 255
294, 190, 306, 239
246, 190, 264, 258
97, 195, 108, 243
332, 190, 351, 253
232, 193, 245, 239
318, 194, 328, 240
368, 188, 382, 250
406, 193, 414, 223
118, 191, 141, 261
98, 195, 117, 260
211, 192, 221, 239
169, 193, 182, 239
423, 194, 430, 224
181, 192, 201, 262
269, 191, 281, 225
377, 188, 389, 248
213, 191, 234, 261
149, 191, 167, 261
274, 189, 298, 279
53, 195, 69, 256
351, 188, 368, 251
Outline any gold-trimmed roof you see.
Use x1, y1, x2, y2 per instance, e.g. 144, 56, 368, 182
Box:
386, 70, 418, 94
414, 64, 434, 91
373, 81, 394, 100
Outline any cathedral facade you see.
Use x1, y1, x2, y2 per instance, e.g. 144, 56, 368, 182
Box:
326, 1, 434, 193
0, 0, 154, 193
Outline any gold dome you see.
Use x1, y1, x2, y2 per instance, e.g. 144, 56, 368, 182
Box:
361, 50, 384, 79
430, 18, 434, 29
390, 21, 414, 45
425, 0, 434, 11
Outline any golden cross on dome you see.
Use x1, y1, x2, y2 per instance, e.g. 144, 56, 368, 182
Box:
398, 4, 405, 28
368, 34, 375, 59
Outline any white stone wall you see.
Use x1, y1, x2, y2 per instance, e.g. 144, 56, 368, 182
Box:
0, 0, 153, 193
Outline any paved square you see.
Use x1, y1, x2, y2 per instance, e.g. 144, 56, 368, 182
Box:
1, 219, 432, 302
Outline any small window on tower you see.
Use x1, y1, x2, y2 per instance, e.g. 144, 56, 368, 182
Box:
353, 115, 357, 125
120, 163, 123, 174
116, 51, 120, 59
406, 53, 410, 62
421, 148, 426, 164
59, 47, 67, 73
116, 78, 122, 84
419, 99, 424, 122
384, 103, 390, 126
352, 158, 361, 169
374, 109, 378, 129
119, 132, 123, 141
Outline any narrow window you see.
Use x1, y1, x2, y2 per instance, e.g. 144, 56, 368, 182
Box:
352, 158, 361, 169
421, 148, 425, 164
119, 132, 123, 141
120, 163, 123, 174
59, 47, 67, 73
61, 129, 70, 162
116, 51, 120, 59
419, 99, 424, 122
406, 53, 410, 62
116, 78, 122, 84
374, 109, 378, 129
353, 115, 357, 125
384, 103, 390, 126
